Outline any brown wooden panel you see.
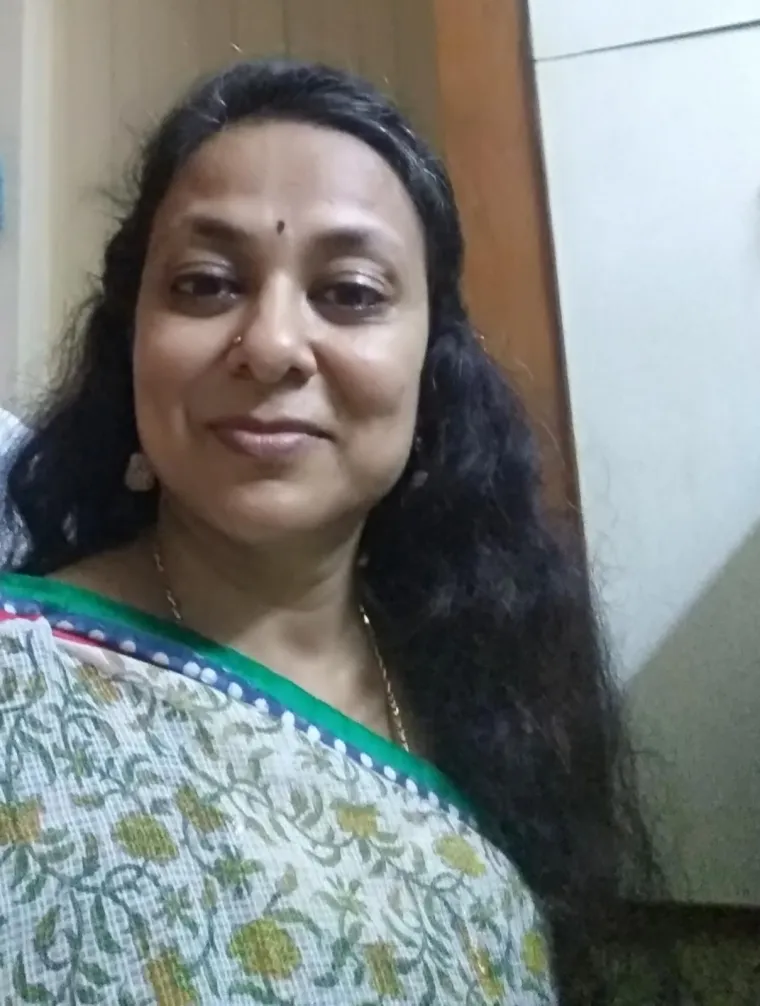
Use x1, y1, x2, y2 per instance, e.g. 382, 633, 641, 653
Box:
432, 0, 576, 506
231, 0, 287, 58
392, 0, 439, 145
355, 1, 397, 92
285, 0, 360, 69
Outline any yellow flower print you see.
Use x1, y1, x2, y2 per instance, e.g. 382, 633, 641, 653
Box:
365, 941, 403, 998
145, 948, 197, 1006
522, 929, 549, 976
334, 801, 379, 839
112, 812, 178, 863
467, 944, 504, 999
0, 798, 42, 845
77, 663, 121, 704
228, 918, 302, 979
434, 834, 486, 877
174, 783, 227, 835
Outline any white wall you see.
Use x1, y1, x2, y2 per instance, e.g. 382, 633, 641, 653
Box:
528, 0, 760, 59
0, 0, 24, 403
533, 15, 760, 903
0, 0, 54, 404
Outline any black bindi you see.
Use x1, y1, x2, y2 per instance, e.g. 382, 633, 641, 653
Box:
276, 219, 286, 235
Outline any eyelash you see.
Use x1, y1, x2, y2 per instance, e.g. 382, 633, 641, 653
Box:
312, 278, 388, 315
170, 269, 390, 320
171, 271, 241, 301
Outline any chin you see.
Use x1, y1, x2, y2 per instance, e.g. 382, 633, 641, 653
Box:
200, 484, 366, 545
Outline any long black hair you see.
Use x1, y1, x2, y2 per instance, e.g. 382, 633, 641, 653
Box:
6, 60, 670, 1003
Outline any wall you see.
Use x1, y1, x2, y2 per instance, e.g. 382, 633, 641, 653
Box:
0, 0, 25, 402
531, 3, 760, 903
0, 0, 54, 405
529, 0, 760, 59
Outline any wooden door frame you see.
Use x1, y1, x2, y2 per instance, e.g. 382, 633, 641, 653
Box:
431, 0, 577, 509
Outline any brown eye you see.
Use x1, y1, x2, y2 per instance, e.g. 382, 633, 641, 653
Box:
312, 279, 388, 320
171, 271, 242, 306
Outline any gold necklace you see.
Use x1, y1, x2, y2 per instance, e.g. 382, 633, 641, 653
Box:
152, 546, 409, 752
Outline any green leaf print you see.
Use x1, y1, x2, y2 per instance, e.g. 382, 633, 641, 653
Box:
91, 896, 121, 955
80, 962, 112, 987
38, 842, 76, 867
228, 980, 278, 1002
24, 670, 47, 701
12, 954, 52, 1004
174, 783, 227, 834
330, 936, 352, 970
112, 813, 178, 863
18, 733, 57, 783
81, 833, 100, 877
275, 865, 298, 896
32, 905, 59, 957
11, 846, 30, 888
128, 912, 151, 960
33, 907, 59, 956
228, 918, 302, 979
0, 666, 18, 701
313, 972, 339, 990
75, 987, 100, 1004
268, 908, 322, 940
201, 877, 218, 911
20, 873, 47, 905
71, 793, 106, 810
37, 827, 68, 846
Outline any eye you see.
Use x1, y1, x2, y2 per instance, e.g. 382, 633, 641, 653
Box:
312, 277, 389, 320
170, 270, 243, 310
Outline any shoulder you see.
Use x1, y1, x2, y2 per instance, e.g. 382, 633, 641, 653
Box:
4, 544, 162, 617
0, 407, 27, 442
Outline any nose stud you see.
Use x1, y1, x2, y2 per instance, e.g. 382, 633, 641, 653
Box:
231, 334, 243, 346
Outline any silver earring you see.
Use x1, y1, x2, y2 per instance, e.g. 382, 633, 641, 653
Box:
125, 452, 156, 492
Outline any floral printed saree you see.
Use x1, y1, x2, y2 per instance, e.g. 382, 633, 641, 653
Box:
0, 574, 554, 1005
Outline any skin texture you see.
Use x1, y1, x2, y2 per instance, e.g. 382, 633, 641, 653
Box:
56, 121, 430, 736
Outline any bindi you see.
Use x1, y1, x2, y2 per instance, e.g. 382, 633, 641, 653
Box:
275, 219, 286, 235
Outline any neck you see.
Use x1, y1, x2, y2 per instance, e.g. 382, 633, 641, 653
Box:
156, 499, 362, 642
150, 502, 387, 730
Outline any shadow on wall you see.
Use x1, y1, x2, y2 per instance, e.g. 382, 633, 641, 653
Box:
626, 519, 760, 906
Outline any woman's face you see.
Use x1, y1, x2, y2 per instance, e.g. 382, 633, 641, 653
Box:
133, 120, 429, 545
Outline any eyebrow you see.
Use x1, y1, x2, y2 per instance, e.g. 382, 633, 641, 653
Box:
173, 213, 405, 263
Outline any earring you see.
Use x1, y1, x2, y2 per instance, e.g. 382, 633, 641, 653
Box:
125, 452, 156, 492
410, 435, 428, 489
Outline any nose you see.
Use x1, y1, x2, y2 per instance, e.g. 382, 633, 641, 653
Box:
229, 274, 317, 385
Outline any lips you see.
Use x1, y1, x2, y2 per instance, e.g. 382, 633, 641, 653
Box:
210, 415, 329, 438
207, 415, 329, 461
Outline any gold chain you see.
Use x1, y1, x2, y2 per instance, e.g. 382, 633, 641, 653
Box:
152, 547, 409, 752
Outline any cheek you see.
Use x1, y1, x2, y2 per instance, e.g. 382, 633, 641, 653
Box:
131, 312, 206, 450
133, 293, 220, 403
334, 318, 428, 429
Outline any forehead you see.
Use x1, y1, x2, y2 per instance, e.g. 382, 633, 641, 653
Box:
152, 120, 425, 253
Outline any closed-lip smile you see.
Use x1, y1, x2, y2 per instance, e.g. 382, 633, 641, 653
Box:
207, 414, 330, 460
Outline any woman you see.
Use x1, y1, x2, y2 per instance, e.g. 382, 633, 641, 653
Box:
1, 61, 660, 1004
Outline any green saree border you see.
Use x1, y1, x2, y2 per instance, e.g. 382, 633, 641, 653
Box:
1, 573, 471, 815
